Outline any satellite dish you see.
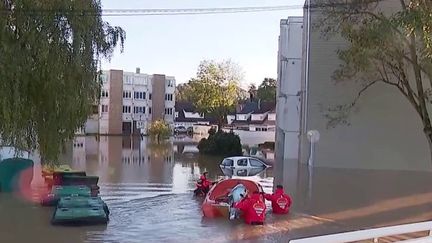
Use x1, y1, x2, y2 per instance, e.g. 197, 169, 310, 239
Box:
307, 130, 320, 143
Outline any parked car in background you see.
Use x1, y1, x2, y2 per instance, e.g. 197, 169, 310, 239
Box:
174, 126, 187, 134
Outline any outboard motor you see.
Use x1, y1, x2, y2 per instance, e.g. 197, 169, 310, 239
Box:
228, 184, 247, 220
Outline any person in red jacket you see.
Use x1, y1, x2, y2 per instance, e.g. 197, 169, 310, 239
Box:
234, 191, 266, 225
264, 185, 292, 214
200, 172, 212, 193
194, 172, 212, 196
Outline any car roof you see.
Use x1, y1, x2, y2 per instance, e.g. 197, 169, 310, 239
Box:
224, 156, 257, 160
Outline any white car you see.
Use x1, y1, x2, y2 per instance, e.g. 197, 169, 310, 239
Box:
220, 156, 269, 169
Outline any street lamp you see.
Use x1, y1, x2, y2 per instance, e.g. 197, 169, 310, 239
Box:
307, 129, 319, 203
307, 130, 320, 167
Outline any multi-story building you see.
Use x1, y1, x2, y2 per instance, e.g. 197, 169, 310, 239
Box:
87, 68, 175, 135
276, 0, 431, 171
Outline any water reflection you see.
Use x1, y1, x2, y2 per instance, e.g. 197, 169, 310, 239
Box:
0, 136, 281, 243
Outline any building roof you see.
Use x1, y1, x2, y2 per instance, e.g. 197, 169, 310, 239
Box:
252, 101, 276, 114
174, 101, 217, 124
175, 101, 196, 113
237, 101, 259, 114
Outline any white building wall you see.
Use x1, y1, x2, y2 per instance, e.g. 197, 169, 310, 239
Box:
79, 70, 176, 135
227, 115, 235, 125
251, 114, 265, 121
268, 113, 276, 121
275, 17, 303, 161
99, 71, 110, 134
236, 114, 250, 121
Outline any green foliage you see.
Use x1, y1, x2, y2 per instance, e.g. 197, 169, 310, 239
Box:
148, 120, 171, 143
317, 1, 432, 138
175, 83, 194, 101
257, 78, 276, 102
188, 60, 243, 129
0, 0, 125, 163
197, 130, 242, 157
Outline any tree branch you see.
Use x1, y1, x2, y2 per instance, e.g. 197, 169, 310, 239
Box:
349, 79, 380, 108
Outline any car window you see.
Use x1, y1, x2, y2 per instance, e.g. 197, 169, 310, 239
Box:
249, 158, 264, 167
237, 159, 248, 166
236, 169, 247, 176
222, 159, 233, 167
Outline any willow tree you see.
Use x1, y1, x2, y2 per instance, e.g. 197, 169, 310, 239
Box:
188, 60, 242, 131
0, 0, 125, 163
317, 0, 432, 159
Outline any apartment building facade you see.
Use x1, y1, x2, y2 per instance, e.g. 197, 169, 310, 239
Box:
93, 68, 175, 135
275, 17, 303, 164
276, 0, 431, 171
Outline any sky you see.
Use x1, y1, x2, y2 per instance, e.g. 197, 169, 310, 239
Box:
100, 0, 304, 87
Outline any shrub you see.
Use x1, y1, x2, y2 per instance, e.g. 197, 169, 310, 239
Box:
148, 120, 171, 144
197, 130, 242, 156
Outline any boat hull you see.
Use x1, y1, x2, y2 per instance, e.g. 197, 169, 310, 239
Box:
202, 178, 263, 218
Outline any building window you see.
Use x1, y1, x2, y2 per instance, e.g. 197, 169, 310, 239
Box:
149, 107, 152, 114
134, 106, 146, 114
165, 93, 173, 101
134, 91, 146, 100
101, 105, 108, 113
164, 108, 173, 115
122, 106, 131, 114
167, 80, 174, 87
100, 74, 107, 83
123, 91, 131, 99
149, 93, 152, 100
101, 90, 109, 98
124, 76, 133, 84
92, 105, 98, 114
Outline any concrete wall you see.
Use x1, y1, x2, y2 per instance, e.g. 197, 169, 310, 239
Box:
151, 74, 166, 122
275, 17, 304, 162
301, 1, 431, 171
108, 70, 123, 135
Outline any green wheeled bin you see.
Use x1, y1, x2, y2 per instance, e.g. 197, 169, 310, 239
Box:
58, 196, 110, 216
41, 185, 91, 206
51, 207, 108, 226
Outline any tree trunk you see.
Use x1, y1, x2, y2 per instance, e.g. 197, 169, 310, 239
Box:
425, 132, 432, 165
218, 120, 223, 132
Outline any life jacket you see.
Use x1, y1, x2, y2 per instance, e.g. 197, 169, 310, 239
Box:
200, 175, 211, 189
235, 194, 266, 224
264, 189, 292, 214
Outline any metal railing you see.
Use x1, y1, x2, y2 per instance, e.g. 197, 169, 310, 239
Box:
289, 221, 432, 243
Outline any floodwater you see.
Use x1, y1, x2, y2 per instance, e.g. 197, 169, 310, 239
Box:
0, 136, 333, 243
3, 136, 432, 242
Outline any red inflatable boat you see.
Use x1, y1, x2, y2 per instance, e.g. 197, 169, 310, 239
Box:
202, 178, 263, 218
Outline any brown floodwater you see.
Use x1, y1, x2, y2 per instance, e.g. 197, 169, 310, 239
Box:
3, 136, 432, 242
0, 136, 311, 243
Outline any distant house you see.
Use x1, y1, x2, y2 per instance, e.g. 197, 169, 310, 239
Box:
249, 103, 276, 132
230, 101, 276, 132
174, 101, 215, 128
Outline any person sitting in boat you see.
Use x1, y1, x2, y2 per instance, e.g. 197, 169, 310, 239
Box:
264, 185, 292, 214
234, 191, 266, 225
